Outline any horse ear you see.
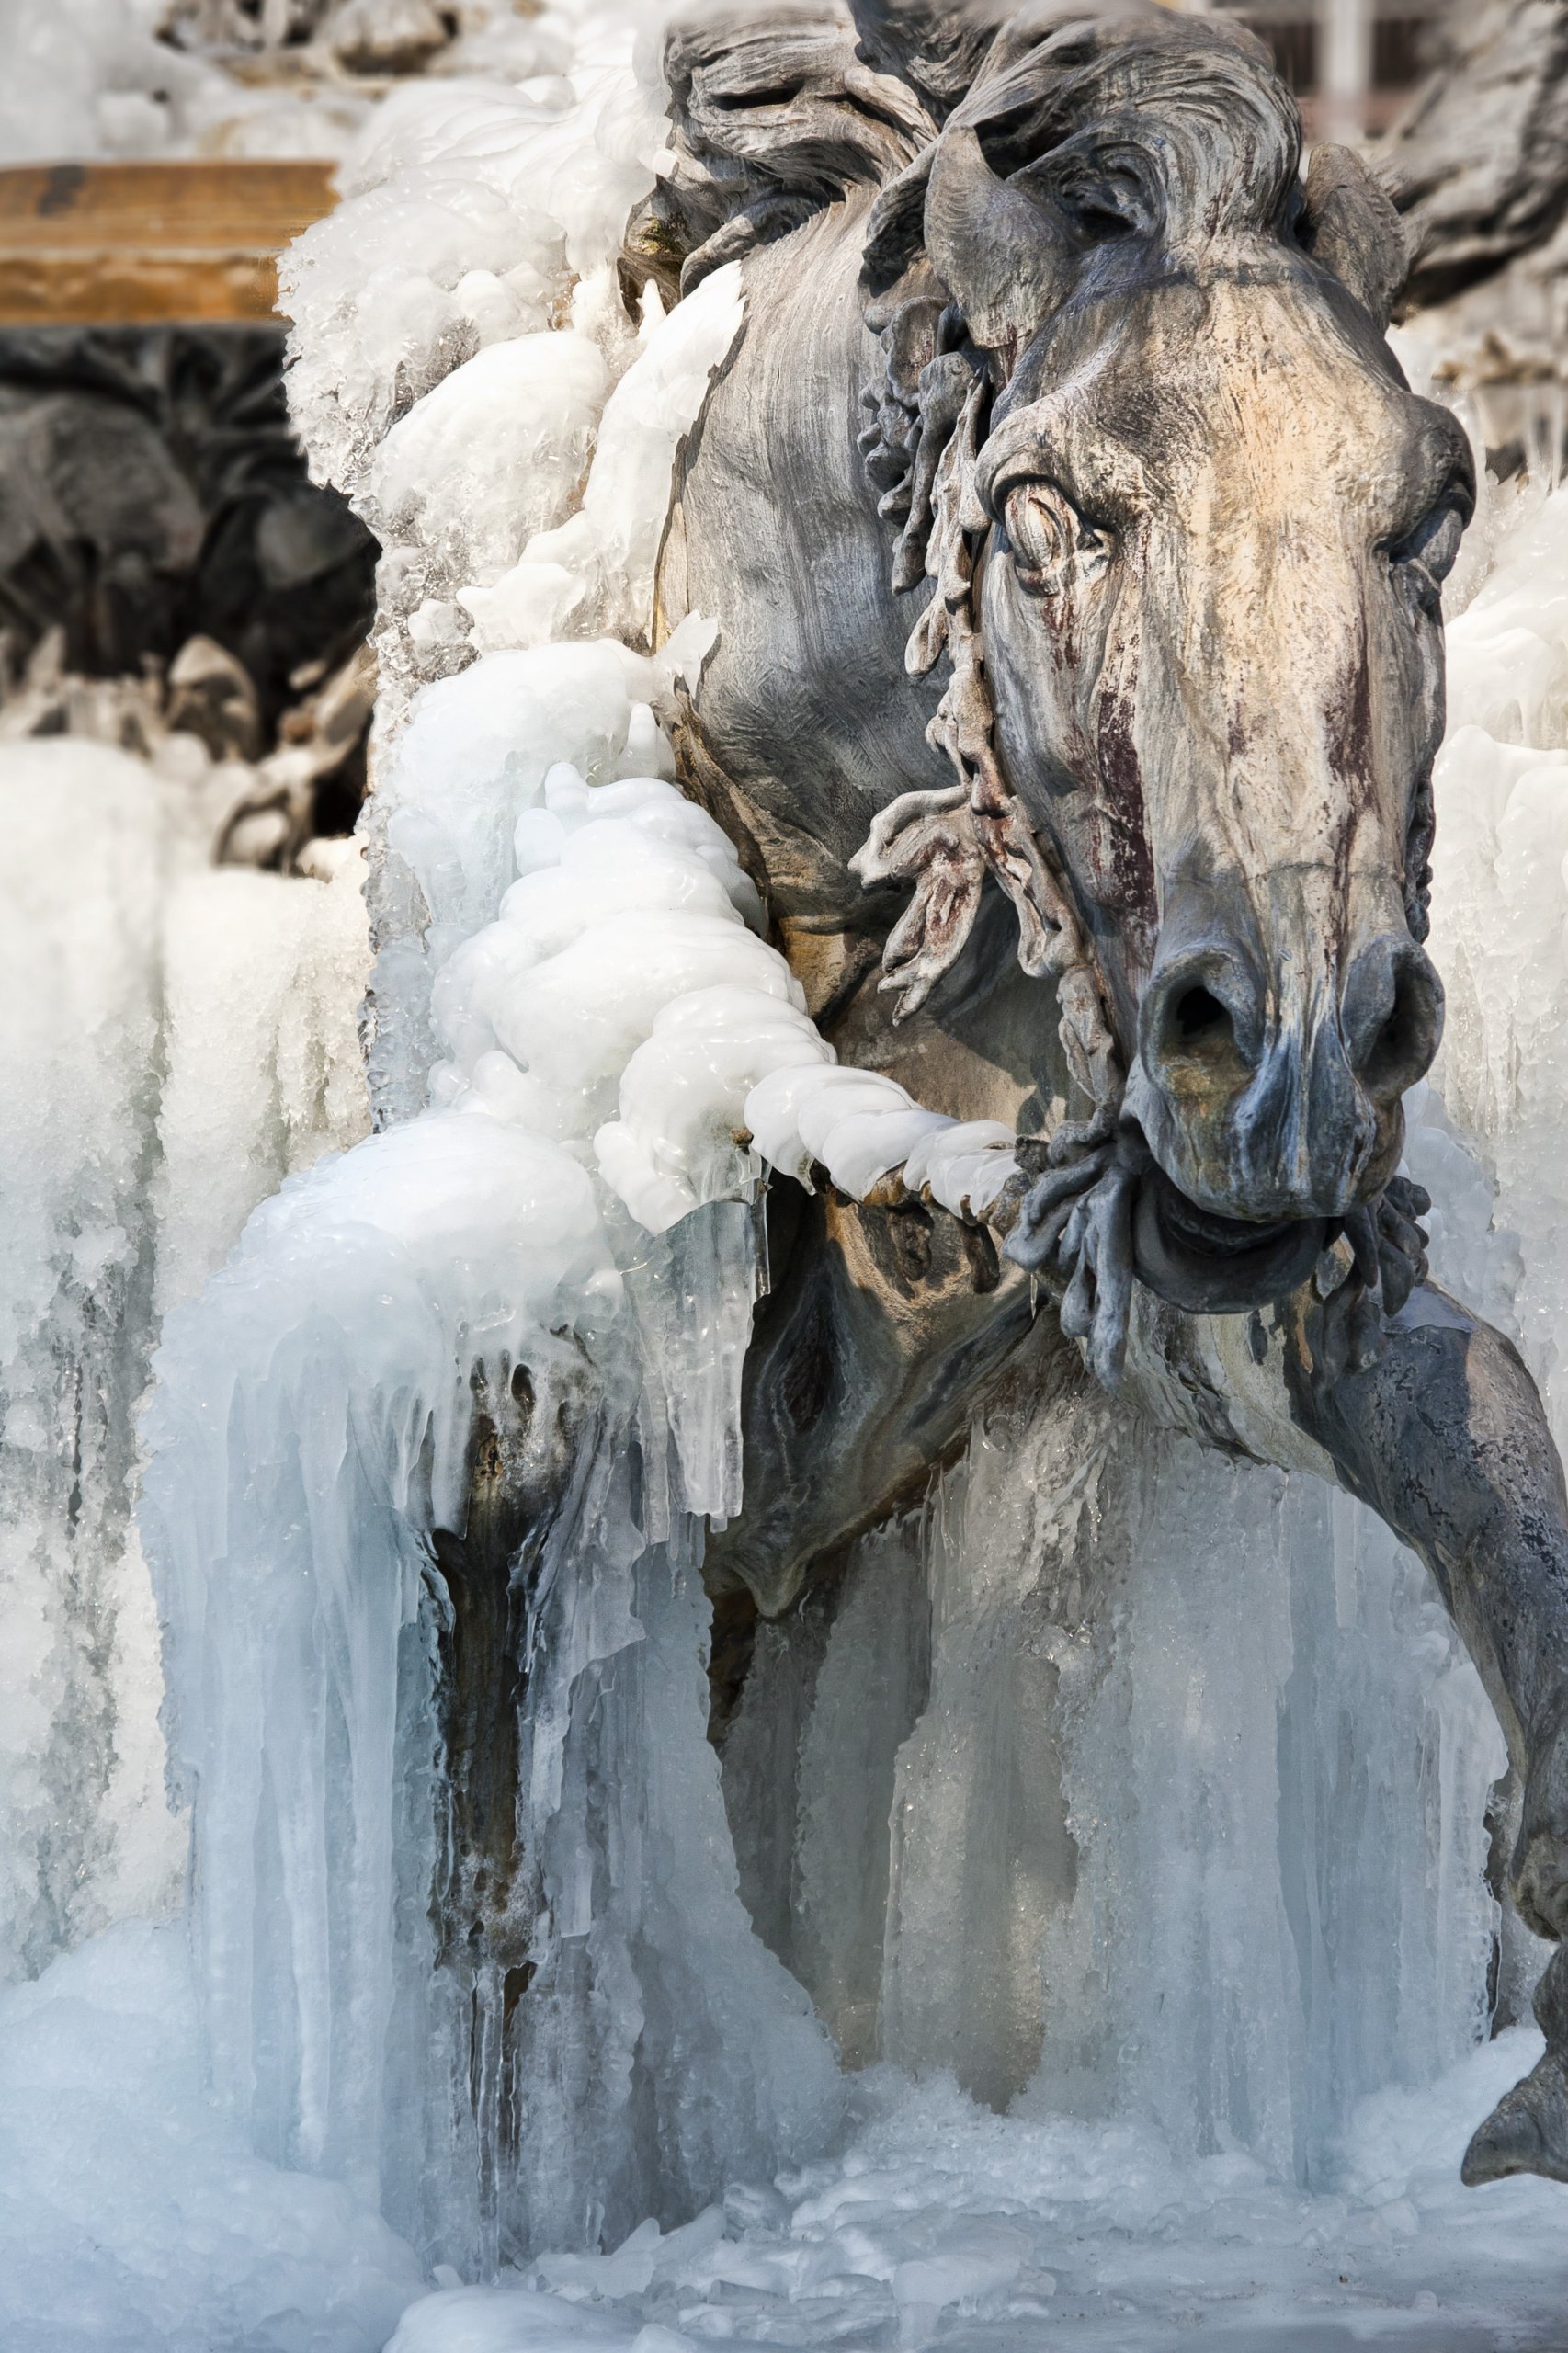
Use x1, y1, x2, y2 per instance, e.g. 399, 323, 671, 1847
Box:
1299, 143, 1410, 330
923, 126, 1069, 362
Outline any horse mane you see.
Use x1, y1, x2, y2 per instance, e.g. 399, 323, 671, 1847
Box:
864, 10, 1301, 287
630, 4, 1301, 296
627, 5, 937, 301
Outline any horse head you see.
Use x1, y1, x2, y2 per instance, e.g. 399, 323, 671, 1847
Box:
853, 6, 1468, 1365
648, 1, 1468, 1385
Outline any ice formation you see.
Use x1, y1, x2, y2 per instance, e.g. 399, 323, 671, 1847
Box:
0, 740, 369, 1998
133, 6, 848, 2280
5, 12, 1568, 2353
0, 1923, 422, 2353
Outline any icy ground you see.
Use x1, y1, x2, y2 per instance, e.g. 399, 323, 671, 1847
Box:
2, 1922, 1564, 2353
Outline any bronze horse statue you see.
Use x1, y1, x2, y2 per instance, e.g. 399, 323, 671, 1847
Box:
454, 0, 1568, 2190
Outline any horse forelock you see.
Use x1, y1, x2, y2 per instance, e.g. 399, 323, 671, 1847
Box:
864, 13, 1301, 291
983, 28, 1302, 249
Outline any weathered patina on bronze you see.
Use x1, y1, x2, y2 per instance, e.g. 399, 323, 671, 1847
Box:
615, 0, 1568, 2190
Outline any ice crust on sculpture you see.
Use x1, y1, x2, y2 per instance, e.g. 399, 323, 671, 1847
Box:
280, 25, 668, 541
460, 268, 747, 654
142, 824, 846, 2266
149, 177, 848, 2251
134, 25, 869, 2249
362, 332, 610, 592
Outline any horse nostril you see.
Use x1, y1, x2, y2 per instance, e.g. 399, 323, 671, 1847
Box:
1141, 940, 1258, 1093
1171, 984, 1233, 1057
1351, 947, 1445, 1098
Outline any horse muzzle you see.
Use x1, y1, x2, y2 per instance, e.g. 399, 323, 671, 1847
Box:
1126, 924, 1443, 1230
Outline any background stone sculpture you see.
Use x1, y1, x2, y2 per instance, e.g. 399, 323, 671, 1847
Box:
1383, 0, 1568, 313
0, 324, 377, 856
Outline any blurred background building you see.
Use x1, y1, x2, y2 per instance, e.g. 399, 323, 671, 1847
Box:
1213, 0, 1449, 142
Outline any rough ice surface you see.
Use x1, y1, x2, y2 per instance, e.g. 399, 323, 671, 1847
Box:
381, 2034, 1568, 2353
0, 1922, 422, 2353
0, 742, 173, 1991
362, 331, 611, 597
5, 24, 1568, 2353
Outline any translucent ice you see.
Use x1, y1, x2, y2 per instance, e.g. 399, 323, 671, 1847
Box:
142, 1097, 842, 2266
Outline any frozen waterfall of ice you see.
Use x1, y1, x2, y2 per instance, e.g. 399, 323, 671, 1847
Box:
5, 16, 1568, 2352
0, 740, 370, 1991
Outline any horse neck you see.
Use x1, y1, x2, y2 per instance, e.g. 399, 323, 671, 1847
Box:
664, 199, 951, 945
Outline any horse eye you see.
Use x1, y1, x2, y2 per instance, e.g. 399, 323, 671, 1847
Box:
1004, 481, 1106, 591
